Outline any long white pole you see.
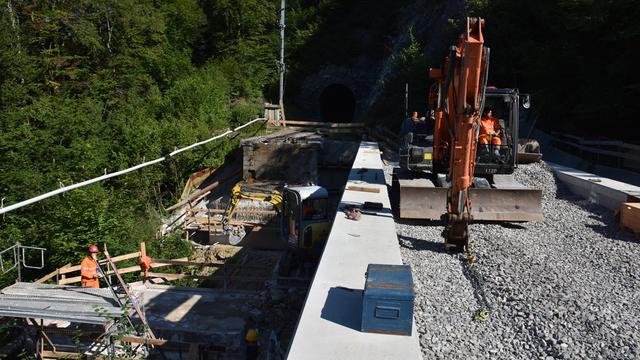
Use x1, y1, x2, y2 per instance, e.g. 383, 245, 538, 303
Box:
0, 118, 266, 215
279, 0, 286, 107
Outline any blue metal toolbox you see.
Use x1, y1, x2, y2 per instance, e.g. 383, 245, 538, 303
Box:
361, 264, 415, 336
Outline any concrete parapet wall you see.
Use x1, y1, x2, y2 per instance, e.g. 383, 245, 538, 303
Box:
286, 141, 421, 360
548, 162, 640, 210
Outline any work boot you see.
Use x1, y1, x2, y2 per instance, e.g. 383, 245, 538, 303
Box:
479, 144, 489, 155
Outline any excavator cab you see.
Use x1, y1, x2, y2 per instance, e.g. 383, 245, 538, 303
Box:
282, 186, 331, 254
475, 87, 524, 175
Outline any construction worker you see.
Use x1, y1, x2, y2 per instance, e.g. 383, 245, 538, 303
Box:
401, 111, 430, 146
479, 107, 502, 156
245, 328, 259, 360
400, 111, 419, 138
80, 245, 101, 288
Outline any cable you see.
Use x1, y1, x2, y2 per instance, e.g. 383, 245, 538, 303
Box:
0, 117, 267, 215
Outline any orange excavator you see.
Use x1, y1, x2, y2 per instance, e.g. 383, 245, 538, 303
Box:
394, 17, 543, 251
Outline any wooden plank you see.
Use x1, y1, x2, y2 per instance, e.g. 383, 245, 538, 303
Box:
118, 335, 225, 352
34, 263, 71, 284
621, 202, 640, 235
150, 257, 189, 268
282, 120, 365, 128
58, 252, 141, 275
346, 185, 381, 193
150, 258, 271, 270
186, 217, 259, 226
40, 351, 107, 360
58, 265, 141, 285
166, 170, 241, 212
145, 272, 268, 282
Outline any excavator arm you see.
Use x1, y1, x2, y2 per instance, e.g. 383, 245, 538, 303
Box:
430, 17, 489, 250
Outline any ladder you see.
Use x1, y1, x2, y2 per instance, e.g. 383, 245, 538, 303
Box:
97, 247, 156, 340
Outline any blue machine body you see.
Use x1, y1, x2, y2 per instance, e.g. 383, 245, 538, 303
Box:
361, 264, 415, 336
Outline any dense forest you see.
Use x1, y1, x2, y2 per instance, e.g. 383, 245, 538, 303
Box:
473, 0, 639, 141
1, 0, 638, 286
0, 0, 284, 286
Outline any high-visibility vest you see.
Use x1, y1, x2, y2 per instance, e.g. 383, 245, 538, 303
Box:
480, 116, 501, 135
80, 257, 99, 288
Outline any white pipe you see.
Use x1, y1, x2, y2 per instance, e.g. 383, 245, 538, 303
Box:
0, 118, 266, 215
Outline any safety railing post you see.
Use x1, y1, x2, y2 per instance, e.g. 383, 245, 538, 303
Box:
16, 243, 20, 282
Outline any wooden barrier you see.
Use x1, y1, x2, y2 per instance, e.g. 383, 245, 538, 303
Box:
35, 242, 272, 286
35, 244, 145, 285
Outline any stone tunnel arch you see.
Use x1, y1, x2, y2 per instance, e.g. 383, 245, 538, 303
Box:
319, 83, 356, 123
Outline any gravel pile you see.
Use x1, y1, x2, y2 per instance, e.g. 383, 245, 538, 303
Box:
388, 161, 640, 359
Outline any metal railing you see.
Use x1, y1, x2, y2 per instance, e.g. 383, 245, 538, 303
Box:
0, 242, 46, 282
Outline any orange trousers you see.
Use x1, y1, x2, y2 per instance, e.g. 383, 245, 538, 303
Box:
81, 278, 99, 288
479, 134, 501, 146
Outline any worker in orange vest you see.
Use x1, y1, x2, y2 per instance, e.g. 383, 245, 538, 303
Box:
479, 107, 502, 156
81, 245, 101, 288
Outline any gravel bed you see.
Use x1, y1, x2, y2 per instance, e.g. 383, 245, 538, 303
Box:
386, 160, 640, 359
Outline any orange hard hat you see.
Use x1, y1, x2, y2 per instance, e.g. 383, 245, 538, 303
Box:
246, 329, 259, 342
88, 245, 99, 253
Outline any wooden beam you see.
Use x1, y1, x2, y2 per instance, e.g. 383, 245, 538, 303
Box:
166, 170, 241, 212
150, 258, 271, 270
186, 217, 262, 226
282, 120, 365, 128
58, 265, 142, 285
57, 252, 141, 275
35, 263, 70, 284
118, 335, 226, 352
621, 202, 640, 236
346, 185, 381, 193
145, 272, 268, 282
40, 350, 107, 360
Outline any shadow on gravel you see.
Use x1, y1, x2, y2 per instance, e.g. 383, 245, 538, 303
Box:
459, 258, 492, 321
481, 221, 528, 230
585, 218, 640, 245
554, 181, 639, 244
394, 218, 443, 227
321, 287, 363, 331
398, 234, 447, 254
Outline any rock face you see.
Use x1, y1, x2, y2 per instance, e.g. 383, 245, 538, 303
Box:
386, 161, 640, 359
289, 0, 466, 124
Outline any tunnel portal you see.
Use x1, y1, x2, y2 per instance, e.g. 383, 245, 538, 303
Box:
320, 84, 356, 123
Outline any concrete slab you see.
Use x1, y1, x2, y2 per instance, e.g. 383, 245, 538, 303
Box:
548, 162, 640, 210
133, 283, 254, 347
287, 141, 421, 360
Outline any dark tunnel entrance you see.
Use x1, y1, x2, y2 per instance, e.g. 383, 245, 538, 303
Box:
320, 84, 356, 123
